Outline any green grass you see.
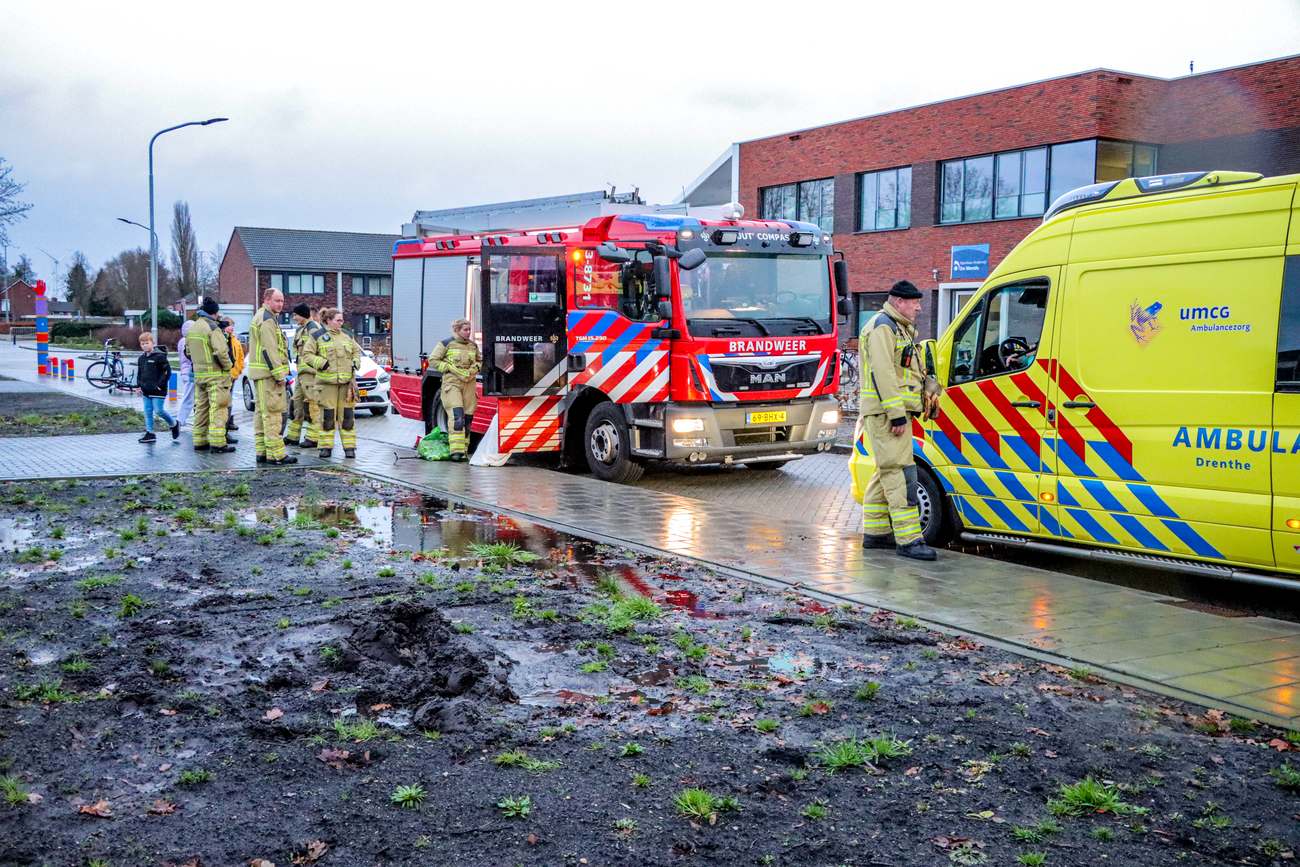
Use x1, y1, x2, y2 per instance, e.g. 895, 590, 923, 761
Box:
319, 645, 341, 667
894, 615, 922, 630
493, 750, 561, 772
59, 657, 90, 674
1, 774, 31, 807
581, 596, 664, 633
854, 681, 881, 701
468, 542, 542, 566
377, 566, 396, 578
676, 675, 711, 695
390, 783, 425, 809
178, 768, 213, 786
754, 719, 780, 734
1010, 818, 1061, 843
1047, 777, 1140, 817
173, 507, 198, 525
632, 773, 651, 788
673, 788, 739, 823
672, 632, 709, 660
1271, 763, 1300, 791
1016, 854, 1047, 866
815, 734, 912, 772
801, 800, 828, 820
117, 594, 145, 618
14, 678, 77, 704
798, 698, 833, 716
579, 660, 607, 674
619, 742, 644, 758
497, 794, 532, 818
333, 718, 381, 742
15, 546, 47, 563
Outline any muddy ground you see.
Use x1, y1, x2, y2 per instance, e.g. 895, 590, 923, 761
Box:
0, 469, 1297, 867
0, 377, 139, 438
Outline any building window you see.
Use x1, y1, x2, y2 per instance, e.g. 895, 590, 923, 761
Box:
858, 167, 911, 231
350, 275, 392, 296
268, 272, 325, 295
940, 139, 1158, 225
759, 178, 834, 232
351, 313, 391, 336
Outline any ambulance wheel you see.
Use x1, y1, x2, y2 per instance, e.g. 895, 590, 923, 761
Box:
242, 378, 255, 412
584, 403, 644, 483
369, 406, 388, 416
915, 465, 951, 547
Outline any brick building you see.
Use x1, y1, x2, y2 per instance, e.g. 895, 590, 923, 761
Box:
3, 279, 38, 322
730, 53, 1300, 337
218, 227, 400, 346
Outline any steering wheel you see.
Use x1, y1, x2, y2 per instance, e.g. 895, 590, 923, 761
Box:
998, 337, 1032, 368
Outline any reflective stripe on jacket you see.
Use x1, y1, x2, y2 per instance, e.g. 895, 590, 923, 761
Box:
429, 336, 481, 387
294, 321, 326, 386
248, 307, 289, 381
186, 314, 232, 382
303, 327, 359, 385
858, 301, 923, 421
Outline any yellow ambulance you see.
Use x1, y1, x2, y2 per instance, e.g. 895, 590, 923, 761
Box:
850, 170, 1300, 582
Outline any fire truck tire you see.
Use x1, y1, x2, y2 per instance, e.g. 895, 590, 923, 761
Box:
584, 403, 644, 484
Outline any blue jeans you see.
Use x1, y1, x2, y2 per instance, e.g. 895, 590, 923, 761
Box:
142, 396, 176, 433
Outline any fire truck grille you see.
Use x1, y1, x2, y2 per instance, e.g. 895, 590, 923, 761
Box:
711, 359, 819, 393
733, 426, 792, 447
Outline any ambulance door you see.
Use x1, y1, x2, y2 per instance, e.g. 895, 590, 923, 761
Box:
1272, 254, 1300, 573
480, 250, 567, 453
938, 270, 1060, 537
1049, 184, 1291, 568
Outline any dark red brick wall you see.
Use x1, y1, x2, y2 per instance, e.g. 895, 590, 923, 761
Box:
254, 271, 392, 323
5, 281, 37, 320
218, 232, 256, 306
738, 56, 1300, 337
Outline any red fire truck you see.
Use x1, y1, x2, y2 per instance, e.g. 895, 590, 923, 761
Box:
387, 210, 848, 482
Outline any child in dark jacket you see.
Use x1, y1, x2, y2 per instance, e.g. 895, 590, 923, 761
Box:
137, 332, 179, 444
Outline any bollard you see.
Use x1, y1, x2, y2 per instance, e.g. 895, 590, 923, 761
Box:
66, 358, 74, 381
49, 355, 58, 379
59, 358, 66, 380
34, 280, 49, 375
168, 371, 178, 402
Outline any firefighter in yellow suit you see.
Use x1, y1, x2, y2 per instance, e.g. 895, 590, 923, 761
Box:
185, 297, 234, 453
304, 306, 361, 459
428, 317, 481, 461
285, 303, 321, 448
860, 280, 937, 561
247, 288, 298, 465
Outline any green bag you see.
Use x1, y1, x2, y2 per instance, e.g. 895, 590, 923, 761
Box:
417, 427, 451, 461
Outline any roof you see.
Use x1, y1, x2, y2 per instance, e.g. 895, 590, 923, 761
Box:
739, 51, 1300, 146
47, 301, 79, 313
234, 227, 401, 273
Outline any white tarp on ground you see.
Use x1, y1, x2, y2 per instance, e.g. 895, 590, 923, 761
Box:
469, 415, 510, 467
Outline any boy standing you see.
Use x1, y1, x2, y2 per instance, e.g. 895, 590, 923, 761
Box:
136, 331, 180, 444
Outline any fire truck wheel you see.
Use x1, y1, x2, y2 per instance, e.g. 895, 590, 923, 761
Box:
584, 403, 644, 484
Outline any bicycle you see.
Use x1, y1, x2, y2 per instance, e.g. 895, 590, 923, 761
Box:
85, 340, 127, 390
836, 347, 860, 414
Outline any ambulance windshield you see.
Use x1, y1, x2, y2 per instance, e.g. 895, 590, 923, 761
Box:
678, 253, 832, 337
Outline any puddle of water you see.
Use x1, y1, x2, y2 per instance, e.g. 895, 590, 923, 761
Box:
0, 518, 35, 551
661, 588, 727, 620
27, 646, 61, 666
764, 650, 824, 677
519, 689, 599, 708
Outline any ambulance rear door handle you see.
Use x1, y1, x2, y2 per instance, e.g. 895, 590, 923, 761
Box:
1010, 399, 1041, 409
1063, 400, 1096, 409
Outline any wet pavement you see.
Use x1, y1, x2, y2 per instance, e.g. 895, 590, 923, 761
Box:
4, 340, 1300, 727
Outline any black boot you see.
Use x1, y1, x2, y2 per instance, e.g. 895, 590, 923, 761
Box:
862, 534, 894, 550
209, 444, 236, 454
138, 432, 157, 443
896, 540, 938, 561
170, 421, 180, 440
268, 454, 298, 465
256, 454, 267, 464
319, 448, 332, 459
344, 448, 356, 459
225, 435, 239, 444
300, 440, 318, 449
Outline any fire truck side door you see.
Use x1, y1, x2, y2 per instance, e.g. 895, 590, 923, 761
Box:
480, 250, 567, 397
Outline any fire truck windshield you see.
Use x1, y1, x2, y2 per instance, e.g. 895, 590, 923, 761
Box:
678, 253, 832, 337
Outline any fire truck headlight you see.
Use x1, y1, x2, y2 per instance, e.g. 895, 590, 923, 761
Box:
820, 409, 840, 426
672, 417, 705, 434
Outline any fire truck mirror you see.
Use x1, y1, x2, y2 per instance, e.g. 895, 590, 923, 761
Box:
837, 297, 851, 319
677, 248, 707, 271
657, 299, 673, 320
597, 242, 632, 264
833, 259, 850, 297
652, 255, 672, 303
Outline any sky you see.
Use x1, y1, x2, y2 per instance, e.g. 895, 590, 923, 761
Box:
2, 0, 1298, 288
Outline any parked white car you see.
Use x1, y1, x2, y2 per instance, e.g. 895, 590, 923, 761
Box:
238, 335, 390, 416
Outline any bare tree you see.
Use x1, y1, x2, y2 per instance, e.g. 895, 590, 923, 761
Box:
95, 248, 174, 311
9, 253, 35, 284
199, 239, 226, 296
170, 200, 200, 300
0, 158, 32, 247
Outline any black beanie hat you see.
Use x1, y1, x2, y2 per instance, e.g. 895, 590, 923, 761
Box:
293, 303, 311, 318
889, 280, 922, 300
199, 296, 220, 315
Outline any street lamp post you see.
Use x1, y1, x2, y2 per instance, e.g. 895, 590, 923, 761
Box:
147, 117, 227, 333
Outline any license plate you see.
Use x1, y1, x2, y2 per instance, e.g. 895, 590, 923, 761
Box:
358, 389, 369, 396
747, 410, 786, 424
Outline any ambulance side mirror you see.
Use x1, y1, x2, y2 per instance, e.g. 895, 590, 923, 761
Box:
833, 258, 849, 297
921, 339, 938, 376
